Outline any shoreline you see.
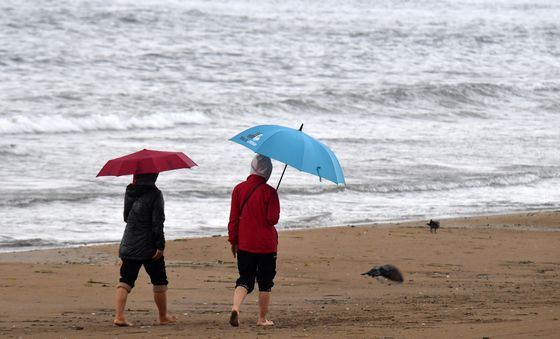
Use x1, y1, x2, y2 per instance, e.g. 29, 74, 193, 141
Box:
1, 211, 559, 338
2, 209, 559, 256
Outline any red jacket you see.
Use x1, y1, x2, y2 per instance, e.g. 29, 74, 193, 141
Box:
228, 175, 280, 253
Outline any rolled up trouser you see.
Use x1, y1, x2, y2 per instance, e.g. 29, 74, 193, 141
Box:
235, 250, 276, 293
119, 257, 169, 292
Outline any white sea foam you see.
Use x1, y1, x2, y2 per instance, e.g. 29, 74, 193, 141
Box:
1, 0, 560, 251
0, 112, 211, 135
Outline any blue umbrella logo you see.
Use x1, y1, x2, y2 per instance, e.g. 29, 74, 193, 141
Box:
239, 132, 262, 146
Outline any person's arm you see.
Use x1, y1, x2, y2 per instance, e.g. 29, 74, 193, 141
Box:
227, 187, 240, 257
152, 191, 166, 255
266, 189, 280, 226
123, 185, 134, 222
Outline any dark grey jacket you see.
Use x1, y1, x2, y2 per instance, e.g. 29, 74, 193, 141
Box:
119, 183, 165, 260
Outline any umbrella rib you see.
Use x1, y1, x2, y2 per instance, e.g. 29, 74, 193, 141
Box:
317, 146, 344, 184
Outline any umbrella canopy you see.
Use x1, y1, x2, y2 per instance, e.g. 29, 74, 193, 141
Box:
230, 124, 345, 185
96, 149, 197, 177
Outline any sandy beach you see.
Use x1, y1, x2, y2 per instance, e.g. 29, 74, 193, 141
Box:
1, 211, 559, 338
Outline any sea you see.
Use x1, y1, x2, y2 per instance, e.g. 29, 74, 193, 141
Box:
1, 0, 559, 252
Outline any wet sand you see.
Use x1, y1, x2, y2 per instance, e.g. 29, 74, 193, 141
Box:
1, 211, 559, 338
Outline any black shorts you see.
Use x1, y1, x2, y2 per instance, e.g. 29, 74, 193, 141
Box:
119, 257, 168, 290
236, 250, 277, 294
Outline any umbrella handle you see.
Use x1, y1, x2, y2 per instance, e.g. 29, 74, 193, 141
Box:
316, 166, 322, 182
276, 164, 288, 191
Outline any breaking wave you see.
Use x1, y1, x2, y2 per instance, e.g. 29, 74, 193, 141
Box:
0, 144, 31, 157
0, 111, 211, 135
0, 190, 120, 208
378, 82, 520, 108
0, 237, 58, 249
347, 171, 560, 194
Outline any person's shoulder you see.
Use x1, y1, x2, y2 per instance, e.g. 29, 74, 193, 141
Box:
264, 183, 278, 195
146, 185, 163, 198
234, 179, 250, 190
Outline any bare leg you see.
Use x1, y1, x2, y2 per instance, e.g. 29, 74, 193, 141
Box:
114, 287, 133, 326
230, 286, 248, 326
153, 290, 177, 324
257, 292, 274, 326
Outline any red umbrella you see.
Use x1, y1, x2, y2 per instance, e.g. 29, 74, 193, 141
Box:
96, 149, 197, 177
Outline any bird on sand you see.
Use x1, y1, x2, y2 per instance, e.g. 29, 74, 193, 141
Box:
427, 219, 440, 233
362, 264, 404, 282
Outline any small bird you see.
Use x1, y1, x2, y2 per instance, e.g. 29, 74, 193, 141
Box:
362, 264, 404, 282
427, 219, 440, 233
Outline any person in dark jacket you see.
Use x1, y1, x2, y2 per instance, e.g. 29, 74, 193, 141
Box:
227, 155, 280, 327
113, 173, 176, 326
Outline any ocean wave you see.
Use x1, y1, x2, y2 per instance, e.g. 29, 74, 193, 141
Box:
166, 189, 232, 199
0, 237, 59, 249
295, 82, 526, 118
171, 184, 345, 199
274, 185, 345, 196
280, 211, 333, 229
0, 144, 31, 157
0, 111, 211, 135
168, 186, 343, 199
276, 98, 332, 113
347, 171, 560, 194
377, 82, 521, 110
3, 187, 243, 208
1, 185, 345, 209
533, 83, 560, 94
0, 191, 119, 208
0, 236, 111, 252
4, 170, 557, 209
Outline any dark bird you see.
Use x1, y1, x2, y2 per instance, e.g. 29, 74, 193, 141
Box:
362, 264, 404, 283
427, 219, 440, 233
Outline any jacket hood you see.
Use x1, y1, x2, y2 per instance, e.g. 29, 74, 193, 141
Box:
126, 183, 158, 198
250, 155, 273, 181
133, 173, 159, 184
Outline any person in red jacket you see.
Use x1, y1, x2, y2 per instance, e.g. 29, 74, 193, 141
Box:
228, 154, 280, 327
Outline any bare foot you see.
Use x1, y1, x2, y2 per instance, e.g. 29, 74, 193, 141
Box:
257, 319, 274, 326
113, 319, 133, 327
159, 314, 177, 325
229, 310, 239, 327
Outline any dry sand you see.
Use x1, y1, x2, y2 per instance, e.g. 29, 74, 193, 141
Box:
1, 211, 559, 338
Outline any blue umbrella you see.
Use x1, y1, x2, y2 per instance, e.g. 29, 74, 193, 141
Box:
230, 124, 345, 189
